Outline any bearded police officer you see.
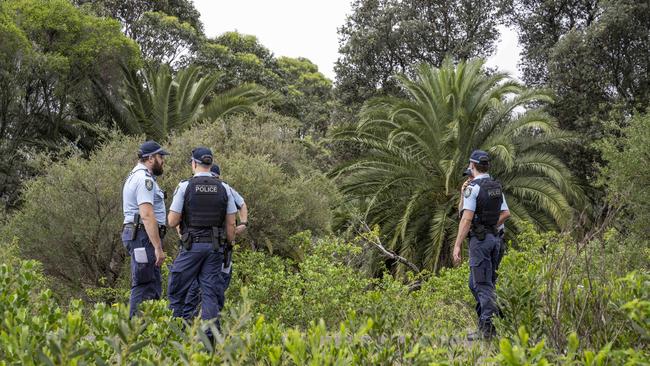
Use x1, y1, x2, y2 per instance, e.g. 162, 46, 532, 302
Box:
182, 163, 248, 319
121, 140, 169, 318
453, 150, 510, 340
167, 148, 236, 331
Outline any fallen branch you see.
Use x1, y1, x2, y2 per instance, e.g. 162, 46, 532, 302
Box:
355, 220, 420, 273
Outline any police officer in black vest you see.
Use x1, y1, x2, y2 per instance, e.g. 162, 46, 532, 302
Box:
166, 147, 237, 330
453, 150, 510, 340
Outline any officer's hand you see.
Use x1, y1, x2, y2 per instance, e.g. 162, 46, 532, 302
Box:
461, 178, 471, 192
235, 224, 247, 235
453, 246, 462, 266
154, 246, 166, 267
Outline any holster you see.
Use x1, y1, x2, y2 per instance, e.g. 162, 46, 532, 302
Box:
211, 227, 226, 251
180, 232, 192, 251
470, 224, 487, 241
129, 213, 141, 240
470, 224, 498, 241
223, 242, 233, 269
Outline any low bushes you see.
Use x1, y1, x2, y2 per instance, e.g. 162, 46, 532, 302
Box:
0, 227, 647, 364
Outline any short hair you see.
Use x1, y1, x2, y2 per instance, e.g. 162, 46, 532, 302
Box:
475, 162, 489, 173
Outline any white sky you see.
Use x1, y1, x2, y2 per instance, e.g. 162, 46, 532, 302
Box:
193, 0, 521, 81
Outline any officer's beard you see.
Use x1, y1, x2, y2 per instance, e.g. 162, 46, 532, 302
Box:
151, 160, 164, 176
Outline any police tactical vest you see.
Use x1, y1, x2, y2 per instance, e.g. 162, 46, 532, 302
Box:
472, 178, 503, 228
181, 175, 228, 237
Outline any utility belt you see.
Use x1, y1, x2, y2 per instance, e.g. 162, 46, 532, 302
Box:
469, 223, 498, 241
123, 213, 167, 241
179, 227, 226, 252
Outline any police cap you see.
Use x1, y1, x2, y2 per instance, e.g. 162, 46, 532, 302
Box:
191, 147, 213, 165
210, 164, 221, 176
138, 140, 169, 158
469, 150, 490, 164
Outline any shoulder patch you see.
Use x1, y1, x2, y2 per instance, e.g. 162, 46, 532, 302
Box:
464, 186, 473, 198
145, 179, 153, 191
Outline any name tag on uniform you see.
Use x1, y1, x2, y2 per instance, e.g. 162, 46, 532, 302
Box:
134, 248, 148, 264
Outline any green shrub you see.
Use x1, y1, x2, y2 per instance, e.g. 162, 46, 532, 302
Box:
1, 231, 647, 364
496, 223, 649, 353
2, 112, 338, 299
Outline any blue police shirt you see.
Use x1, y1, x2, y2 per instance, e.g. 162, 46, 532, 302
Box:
462, 174, 509, 212
169, 172, 237, 215
224, 183, 245, 209
122, 163, 166, 225
209, 172, 245, 209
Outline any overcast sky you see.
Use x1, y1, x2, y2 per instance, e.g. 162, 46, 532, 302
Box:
193, 0, 521, 81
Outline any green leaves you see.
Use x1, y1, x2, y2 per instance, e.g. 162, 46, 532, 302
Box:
334, 59, 585, 272
117, 65, 268, 141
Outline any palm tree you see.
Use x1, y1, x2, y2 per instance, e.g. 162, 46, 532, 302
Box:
331, 59, 585, 272
113, 65, 268, 141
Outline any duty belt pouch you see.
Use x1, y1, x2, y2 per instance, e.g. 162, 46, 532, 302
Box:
472, 224, 487, 241
222, 243, 233, 273
159, 225, 167, 240
211, 227, 223, 251
180, 232, 192, 251
130, 213, 141, 241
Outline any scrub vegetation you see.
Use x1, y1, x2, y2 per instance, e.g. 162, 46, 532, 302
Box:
0, 0, 648, 364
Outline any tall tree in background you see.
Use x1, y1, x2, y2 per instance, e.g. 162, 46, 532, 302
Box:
507, 0, 650, 184
332, 60, 583, 272
0, 0, 139, 210
75, 0, 203, 66
334, 0, 505, 106
193, 32, 335, 138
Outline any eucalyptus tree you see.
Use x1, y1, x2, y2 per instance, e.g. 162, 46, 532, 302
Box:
332, 59, 585, 272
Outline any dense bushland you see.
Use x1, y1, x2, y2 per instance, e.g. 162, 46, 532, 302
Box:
2, 111, 339, 299
0, 225, 647, 365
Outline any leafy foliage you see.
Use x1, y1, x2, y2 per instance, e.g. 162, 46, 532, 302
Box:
2, 113, 338, 297
506, 0, 650, 182
114, 65, 267, 141
0, 227, 647, 364
192, 32, 335, 138
0, 0, 140, 209
76, 0, 204, 66
335, 0, 506, 105
600, 111, 650, 250
333, 59, 584, 272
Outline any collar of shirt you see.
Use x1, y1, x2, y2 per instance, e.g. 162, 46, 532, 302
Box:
472, 173, 491, 181
133, 162, 149, 172
194, 172, 213, 177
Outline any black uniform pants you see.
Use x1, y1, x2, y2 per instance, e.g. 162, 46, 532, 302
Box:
468, 233, 500, 336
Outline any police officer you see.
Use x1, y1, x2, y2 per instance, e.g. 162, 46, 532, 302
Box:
182, 164, 248, 318
167, 147, 236, 330
211, 164, 248, 237
453, 150, 510, 340
458, 165, 507, 321
121, 140, 169, 318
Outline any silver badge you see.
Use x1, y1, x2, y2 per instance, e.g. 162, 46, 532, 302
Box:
145, 179, 153, 191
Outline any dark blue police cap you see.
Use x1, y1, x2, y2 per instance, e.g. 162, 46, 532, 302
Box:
210, 164, 221, 176
190, 147, 213, 165
469, 150, 490, 164
138, 140, 169, 158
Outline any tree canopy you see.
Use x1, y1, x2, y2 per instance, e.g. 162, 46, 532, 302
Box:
333, 59, 584, 271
